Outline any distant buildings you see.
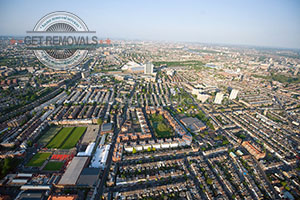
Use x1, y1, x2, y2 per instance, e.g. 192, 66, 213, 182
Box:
0, 66, 15, 77
294, 67, 299, 76
229, 89, 239, 100
121, 61, 144, 73
165, 69, 175, 76
144, 62, 154, 75
214, 92, 224, 104
7, 115, 28, 127
197, 94, 210, 103
81, 71, 89, 79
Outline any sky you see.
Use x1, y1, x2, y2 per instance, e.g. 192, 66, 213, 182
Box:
0, 0, 299, 49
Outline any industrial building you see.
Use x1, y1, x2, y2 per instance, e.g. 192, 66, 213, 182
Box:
58, 157, 88, 186
77, 142, 95, 157
180, 117, 206, 133
90, 144, 110, 169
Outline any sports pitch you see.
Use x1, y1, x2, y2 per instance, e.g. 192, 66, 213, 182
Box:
46, 127, 87, 149
26, 152, 51, 167
38, 126, 61, 145
43, 161, 64, 171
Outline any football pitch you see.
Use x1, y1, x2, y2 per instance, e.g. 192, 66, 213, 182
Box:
38, 126, 61, 145
26, 152, 51, 167
46, 127, 86, 149
43, 161, 64, 171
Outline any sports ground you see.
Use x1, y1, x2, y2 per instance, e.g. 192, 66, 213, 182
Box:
26, 152, 51, 167
46, 127, 87, 149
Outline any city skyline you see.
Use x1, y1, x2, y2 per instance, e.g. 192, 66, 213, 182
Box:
0, 0, 300, 49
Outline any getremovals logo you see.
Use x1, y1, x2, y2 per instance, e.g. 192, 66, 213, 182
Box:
24, 11, 98, 70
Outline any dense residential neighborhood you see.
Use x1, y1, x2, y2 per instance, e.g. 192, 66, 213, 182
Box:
0, 38, 299, 200
1, 0, 300, 198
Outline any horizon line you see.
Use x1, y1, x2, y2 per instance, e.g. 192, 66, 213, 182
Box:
1, 35, 300, 51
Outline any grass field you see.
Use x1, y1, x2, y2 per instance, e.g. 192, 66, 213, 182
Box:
152, 121, 173, 138
26, 152, 51, 167
38, 126, 61, 145
150, 114, 173, 138
60, 127, 86, 149
46, 127, 74, 149
43, 161, 64, 171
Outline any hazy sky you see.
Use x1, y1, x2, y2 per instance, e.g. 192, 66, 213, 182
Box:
0, 0, 299, 48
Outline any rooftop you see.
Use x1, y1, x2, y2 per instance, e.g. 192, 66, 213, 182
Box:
58, 157, 88, 185
101, 123, 113, 132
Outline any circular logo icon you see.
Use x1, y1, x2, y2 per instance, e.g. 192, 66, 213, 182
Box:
32, 11, 90, 70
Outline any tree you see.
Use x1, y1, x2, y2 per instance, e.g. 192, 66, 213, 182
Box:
206, 178, 213, 185
1, 157, 19, 178
132, 148, 137, 154
27, 140, 33, 147
66, 90, 71, 95
157, 122, 169, 132
206, 120, 215, 130
97, 118, 103, 125
222, 140, 229, 145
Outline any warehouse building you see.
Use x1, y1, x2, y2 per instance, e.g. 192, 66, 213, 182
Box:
58, 157, 88, 186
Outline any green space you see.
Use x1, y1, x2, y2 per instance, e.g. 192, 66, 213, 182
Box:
43, 161, 64, 171
46, 127, 87, 149
46, 127, 74, 149
172, 87, 193, 105
253, 73, 300, 84
60, 127, 86, 149
214, 135, 229, 146
235, 131, 247, 140
26, 152, 51, 167
150, 114, 173, 138
206, 178, 213, 185
266, 113, 282, 123
215, 115, 224, 125
0, 157, 22, 178
153, 60, 204, 67
191, 49, 220, 54
38, 126, 61, 145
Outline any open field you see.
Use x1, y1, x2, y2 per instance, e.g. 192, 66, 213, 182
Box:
46, 127, 74, 149
26, 152, 51, 167
152, 122, 173, 138
43, 161, 64, 171
150, 114, 173, 138
38, 126, 61, 145
60, 127, 86, 149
